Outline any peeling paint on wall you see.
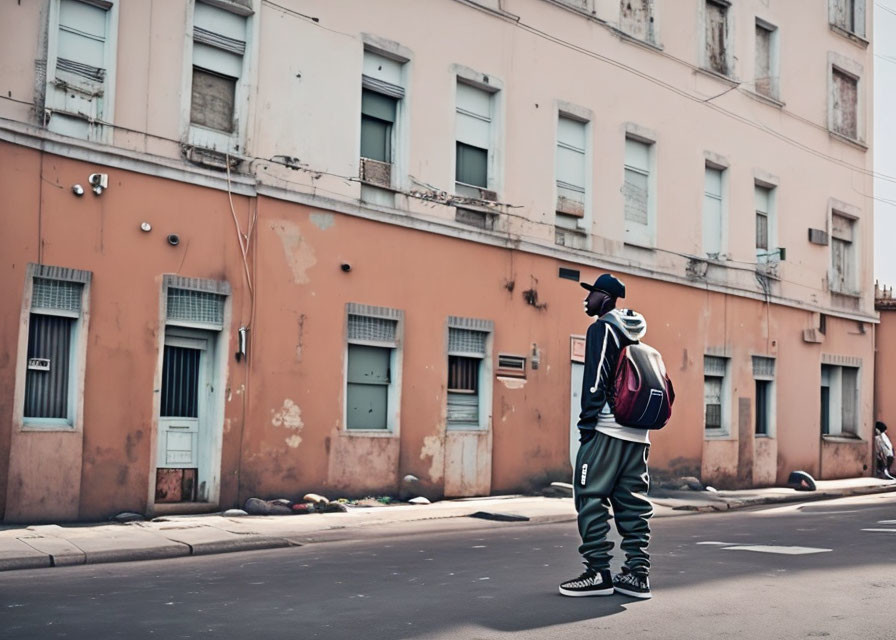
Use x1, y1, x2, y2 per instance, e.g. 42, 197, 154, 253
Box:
309, 212, 334, 230
273, 220, 317, 284
271, 398, 304, 448
498, 376, 526, 389
420, 434, 444, 483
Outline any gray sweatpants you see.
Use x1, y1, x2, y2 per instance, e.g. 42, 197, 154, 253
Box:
574, 430, 652, 574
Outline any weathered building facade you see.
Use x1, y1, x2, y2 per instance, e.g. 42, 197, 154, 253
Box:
0, 0, 877, 522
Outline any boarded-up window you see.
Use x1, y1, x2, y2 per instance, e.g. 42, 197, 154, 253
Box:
191, 2, 246, 133
831, 213, 855, 293
191, 68, 236, 132
831, 68, 858, 139
456, 82, 492, 189
704, 355, 727, 432
755, 184, 771, 253
620, 0, 654, 43
556, 116, 587, 221
703, 166, 724, 256
831, 0, 865, 36
47, 0, 111, 139
705, 1, 729, 75
623, 137, 650, 228
754, 23, 774, 97
346, 344, 390, 430
447, 327, 488, 428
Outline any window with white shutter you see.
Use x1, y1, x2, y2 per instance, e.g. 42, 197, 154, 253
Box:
704, 355, 729, 434
360, 50, 406, 187
556, 116, 587, 232
623, 137, 653, 246
703, 166, 724, 257
45, 0, 118, 141
830, 0, 866, 37
821, 363, 860, 437
456, 82, 494, 196
446, 318, 492, 431
830, 213, 856, 294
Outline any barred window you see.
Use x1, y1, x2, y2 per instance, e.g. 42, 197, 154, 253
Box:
704, 355, 729, 433
348, 314, 398, 345
167, 288, 226, 328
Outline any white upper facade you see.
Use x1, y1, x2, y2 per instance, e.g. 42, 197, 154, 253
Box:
0, 0, 876, 318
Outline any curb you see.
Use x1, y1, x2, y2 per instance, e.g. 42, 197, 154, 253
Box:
662, 483, 896, 512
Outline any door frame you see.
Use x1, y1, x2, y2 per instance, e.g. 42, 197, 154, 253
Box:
147, 278, 230, 515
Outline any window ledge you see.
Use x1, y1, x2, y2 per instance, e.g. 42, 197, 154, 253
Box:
830, 289, 861, 299
21, 421, 77, 432
754, 433, 775, 439
696, 67, 739, 87
611, 27, 664, 53
828, 130, 868, 151
741, 88, 785, 109
821, 434, 865, 444
540, 0, 604, 23
623, 240, 657, 252
829, 24, 870, 48
447, 426, 488, 432
343, 429, 398, 438
704, 432, 734, 441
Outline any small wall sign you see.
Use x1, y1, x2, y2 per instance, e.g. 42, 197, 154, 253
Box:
28, 358, 51, 371
570, 336, 586, 363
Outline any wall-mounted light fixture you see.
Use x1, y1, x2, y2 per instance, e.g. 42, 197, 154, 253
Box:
140, 222, 152, 232
88, 173, 108, 195
71, 184, 84, 196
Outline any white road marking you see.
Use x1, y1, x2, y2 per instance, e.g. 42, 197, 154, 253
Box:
862, 528, 896, 533
722, 545, 831, 555
878, 520, 896, 524
696, 541, 742, 546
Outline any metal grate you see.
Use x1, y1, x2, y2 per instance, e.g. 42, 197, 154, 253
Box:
32, 278, 82, 312
160, 346, 200, 418
24, 314, 73, 420
752, 356, 775, 379
348, 314, 397, 344
449, 328, 487, 356
167, 288, 225, 327
704, 355, 727, 377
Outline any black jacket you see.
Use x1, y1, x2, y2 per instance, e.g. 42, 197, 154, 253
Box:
577, 310, 646, 429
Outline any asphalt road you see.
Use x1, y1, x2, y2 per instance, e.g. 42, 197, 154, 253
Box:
2, 493, 895, 640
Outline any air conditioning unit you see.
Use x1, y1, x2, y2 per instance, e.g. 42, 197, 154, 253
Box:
182, 146, 241, 171
359, 157, 392, 187
808, 228, 829, 245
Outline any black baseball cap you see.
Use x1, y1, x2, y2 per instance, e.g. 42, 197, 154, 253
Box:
580, 273, 625, 299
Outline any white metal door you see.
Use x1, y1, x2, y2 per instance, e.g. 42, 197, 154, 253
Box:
157, 331, 213, 479
570, 362, 584, 468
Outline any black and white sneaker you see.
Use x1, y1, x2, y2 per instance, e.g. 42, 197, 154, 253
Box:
613, 567, 651, 599
558, 568, 614, 597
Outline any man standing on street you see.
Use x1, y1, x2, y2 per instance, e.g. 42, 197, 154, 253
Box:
559, 273, 653, 600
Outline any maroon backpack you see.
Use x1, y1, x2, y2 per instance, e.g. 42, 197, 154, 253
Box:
610, 341, 675, 430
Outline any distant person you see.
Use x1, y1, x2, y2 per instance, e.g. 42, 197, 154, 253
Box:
874, 421, 894, 480
559, 273, 653, 600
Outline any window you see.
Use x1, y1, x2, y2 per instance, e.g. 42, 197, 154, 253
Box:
704, 355, 729, 434
21, 266, 91, 428
830, 212, 856, 294
447, 321, 492, 430
359, 49, 406, 188
820, 364, 859, 437
345, 305, 403, 431
704, 0, 731, 76
830, 0, 866, 37
754, 20, 779, 99
755, 183, 777, 261
555, 115, 588, 234
189, 1, 249, 151
623, 136, 653, 246
620, 0, 656, 44
753, 356, 775, 436
455, 81, 495, 198
45, 0, 118, 141
831, 68, 858, 140
703, 165, 725, 257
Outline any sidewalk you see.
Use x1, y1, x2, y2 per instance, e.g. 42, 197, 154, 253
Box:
1, 477, 893, 572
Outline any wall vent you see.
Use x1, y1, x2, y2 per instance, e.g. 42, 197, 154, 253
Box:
496, 354, 526, 378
